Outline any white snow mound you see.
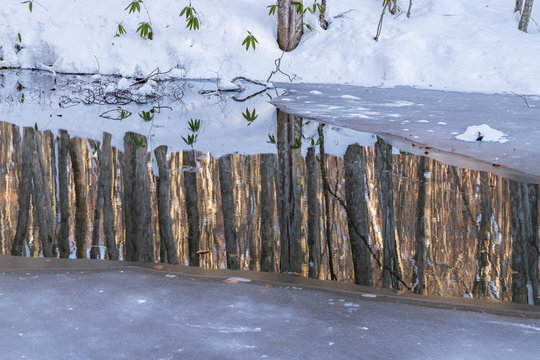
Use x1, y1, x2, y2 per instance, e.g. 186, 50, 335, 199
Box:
456, 124, 508, 143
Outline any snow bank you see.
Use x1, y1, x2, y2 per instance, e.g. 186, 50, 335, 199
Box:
456, 124, 508, 143
2, 0, 540, 94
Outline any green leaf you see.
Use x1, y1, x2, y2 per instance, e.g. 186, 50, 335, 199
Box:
34, 122, 38, 132
136, 22, 153, 39
267, 4, 278, 16
291, 1, 303, 14
242, 30, 258, 51
18, 33, 22, 42
267, 134, 276, 144
125, 1, 141, 14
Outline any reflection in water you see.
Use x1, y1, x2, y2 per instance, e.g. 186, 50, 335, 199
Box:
0, 113, 538, 306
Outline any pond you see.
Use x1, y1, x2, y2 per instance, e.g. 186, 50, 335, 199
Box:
0, 70, 538, 306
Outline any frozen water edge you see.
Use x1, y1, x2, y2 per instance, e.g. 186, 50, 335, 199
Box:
0, 255, 538, 360
272, 83, 540, 184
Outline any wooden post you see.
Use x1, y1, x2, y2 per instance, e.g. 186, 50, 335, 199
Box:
154, 145, 179, 264
344, 144, 373, 286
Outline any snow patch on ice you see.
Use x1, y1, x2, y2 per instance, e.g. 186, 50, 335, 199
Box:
225, 277, 251, 282
310, 90, 323, 95
456, 124, 508, 143
341, 94, 361, 100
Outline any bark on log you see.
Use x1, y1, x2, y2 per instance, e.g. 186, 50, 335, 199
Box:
219, 154, 241, 270
344, 144, 373, 286
154, 145, 179, 264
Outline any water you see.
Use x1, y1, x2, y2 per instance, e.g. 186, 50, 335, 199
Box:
0, 70, 538, 306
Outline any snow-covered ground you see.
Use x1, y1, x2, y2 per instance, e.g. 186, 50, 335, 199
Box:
2, 0, 540, 94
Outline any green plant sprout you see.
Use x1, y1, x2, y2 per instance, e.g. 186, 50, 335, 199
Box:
242, 108, 258, 125
139, 109, 154, 121
180, 2, 200, 31
132, 135, 145, 149
267, 134, 276, 144
242, 30, 258, 51
267, 2, 279, 15
181, 118, 201, 149
116, 24, 127, 37
34, 122, 38, 132
125, 1, 141, 14
92, 142, 101, 156
137, 22, 153, 39
21, 1, 33, 12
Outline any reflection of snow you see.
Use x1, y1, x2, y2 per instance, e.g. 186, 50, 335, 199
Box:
186, 324, 262, 333
456, 124, 508, 143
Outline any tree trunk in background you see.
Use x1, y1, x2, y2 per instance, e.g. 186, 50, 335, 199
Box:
155, 145, 179, 265
11, 128, 34, 256
344, 144, 373, 286
57, 130, 70, 258
277, 110, 305, 273
219, 154, 240, 270
183, 150, 200, 267
319, 0, 327, 28
375, 137, 403, 290
306, 146, 323, 279
260, 154, 278, 272
515, 0, 524, 13
277, 0, 303, 51
518, 0, 534, 32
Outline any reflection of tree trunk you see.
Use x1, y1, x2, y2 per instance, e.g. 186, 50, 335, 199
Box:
123, 133, 153, 263
306, 146, 323, 278
510, 180, 530, 304
527, 184, 539, 305
101, 133, 118, 260
183, 150, 200, 267
260, 154, 278, 272
318, 125, 336, 280
412, 156, 430, 294
276, 110, 304, 273
11, 128, 34, 256
57, 130, 70, 258
70, 137, 88, 259
473, 172, 492, 299
277, 0, 303, 51
219, 154, 240, 270
375, 137, 402, 290
33, 130, 53, 257
344, 144, 372, 286
248, 155, 262, 272
155, 145, 179, 265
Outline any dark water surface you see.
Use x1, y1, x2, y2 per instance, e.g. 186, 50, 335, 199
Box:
0, 71, 538, 306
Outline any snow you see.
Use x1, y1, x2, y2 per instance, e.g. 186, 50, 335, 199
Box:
2, 0, 540, 94
456, 124, 508, 143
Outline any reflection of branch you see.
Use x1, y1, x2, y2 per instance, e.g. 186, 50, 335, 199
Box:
231, 77, 266, 87
511, 91, 533, 108
232, 89, 266, 102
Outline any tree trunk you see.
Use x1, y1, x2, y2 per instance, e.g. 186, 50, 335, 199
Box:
11, 128, 34, 256
515, 0, 524, 13
183, 150, 200, 267
319, 0, 327, 28
260, 154, 278, 272
306, 146, 323, 279
70, 137, 88, 259
57, 130, 70, 258
277, 0, 303, 51
344, 144, 373, 286
101, 133, 118, 260
219, 154, 241, 270
375, 137, 402, 290
518, 0, 534, 32
154, 145, 179, 265
276, 110, 305, 273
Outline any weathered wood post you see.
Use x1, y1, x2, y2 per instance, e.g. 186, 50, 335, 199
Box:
260, 154, 278, 272
344, 144, 373, 286
183, 150, 200, 266
374, 137, 403, 290
154, 145, 179, 265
